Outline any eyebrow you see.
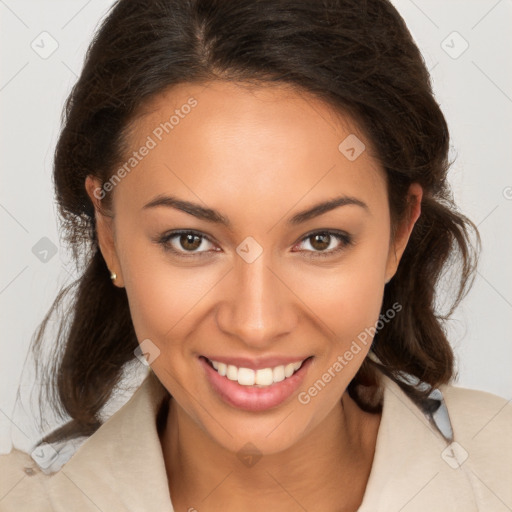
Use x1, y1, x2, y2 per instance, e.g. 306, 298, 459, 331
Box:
142, 194, 368, 228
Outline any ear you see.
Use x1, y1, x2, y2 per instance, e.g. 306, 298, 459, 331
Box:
84, 175, 125, 288
384, 183, 423, 284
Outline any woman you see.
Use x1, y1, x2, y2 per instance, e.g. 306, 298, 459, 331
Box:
1, 0, 510, 511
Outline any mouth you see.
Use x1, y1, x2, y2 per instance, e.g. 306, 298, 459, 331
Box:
199, 355, 313, 411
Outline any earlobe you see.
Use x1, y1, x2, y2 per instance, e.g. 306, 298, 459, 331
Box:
84, 175, 125, 288
385, 183, 423, 283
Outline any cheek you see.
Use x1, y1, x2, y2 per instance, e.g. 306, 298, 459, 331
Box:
289, 233, 390, 348
340, 248, 389, 333
291, 237, 389, 416
117, 232, 223, 349
113, 228, 182, 340
342, 222, 391, 324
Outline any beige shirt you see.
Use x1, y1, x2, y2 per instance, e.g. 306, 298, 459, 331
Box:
1, 370, 511, 511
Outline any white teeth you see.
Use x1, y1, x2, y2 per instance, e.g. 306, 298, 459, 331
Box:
255, 368, 273, 386
226, 365, 238, 381
273, 365, 285, 383
217, 362, 227, 376
284, 363, 295, 378
238, 368, 255, 386
208, 358, 306, 387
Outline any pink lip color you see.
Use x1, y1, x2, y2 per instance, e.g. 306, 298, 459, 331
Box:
200, 356, 312, 412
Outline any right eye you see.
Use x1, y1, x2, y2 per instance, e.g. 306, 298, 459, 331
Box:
157, 230, 220, 257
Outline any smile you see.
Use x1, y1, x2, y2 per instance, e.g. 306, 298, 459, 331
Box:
199, 355, 313, 411
207, 357, 305, 387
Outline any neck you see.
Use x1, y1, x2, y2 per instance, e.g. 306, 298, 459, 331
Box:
160, 392, 381, 512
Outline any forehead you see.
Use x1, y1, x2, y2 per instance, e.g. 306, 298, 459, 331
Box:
112, 81, 387, 221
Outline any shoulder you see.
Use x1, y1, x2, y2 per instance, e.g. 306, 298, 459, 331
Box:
440, 382, 512, 436
0, 448, 53, 510
0, 447, 37, 475
440, 383, 512, 504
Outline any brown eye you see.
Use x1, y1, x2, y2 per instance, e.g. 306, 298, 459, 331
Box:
309, 233, 331, 251
157, 230, 217, 257
295, 230, 353, 258
179, 233, 202, 251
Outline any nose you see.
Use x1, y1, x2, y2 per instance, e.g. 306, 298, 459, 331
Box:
215, 250, 297, 349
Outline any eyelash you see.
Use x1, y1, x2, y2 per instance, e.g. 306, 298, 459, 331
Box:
156, 229, 353, 259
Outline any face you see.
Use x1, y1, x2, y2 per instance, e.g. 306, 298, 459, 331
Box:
86, 81, 420, 456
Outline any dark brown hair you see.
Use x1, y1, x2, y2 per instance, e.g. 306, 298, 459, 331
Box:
29, 0, 478, 446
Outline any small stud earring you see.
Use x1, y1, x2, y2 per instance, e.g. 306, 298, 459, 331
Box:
110, 270, 117, 281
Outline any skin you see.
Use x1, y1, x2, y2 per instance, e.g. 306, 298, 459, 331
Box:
85, 81, 422, 512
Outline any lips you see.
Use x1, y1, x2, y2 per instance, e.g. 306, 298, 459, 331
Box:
199, 355, 313, 411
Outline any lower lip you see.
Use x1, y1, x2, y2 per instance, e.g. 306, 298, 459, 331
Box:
200, 356, 312, 412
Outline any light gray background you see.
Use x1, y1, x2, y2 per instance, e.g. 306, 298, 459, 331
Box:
1, 0, 511, 455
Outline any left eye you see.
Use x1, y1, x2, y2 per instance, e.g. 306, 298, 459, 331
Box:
294, 230, 352, 258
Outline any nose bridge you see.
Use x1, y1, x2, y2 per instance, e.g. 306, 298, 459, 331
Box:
217, 250, 294, 345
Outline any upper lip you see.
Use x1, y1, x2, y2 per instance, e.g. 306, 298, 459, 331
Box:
202, 355, 311, 370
